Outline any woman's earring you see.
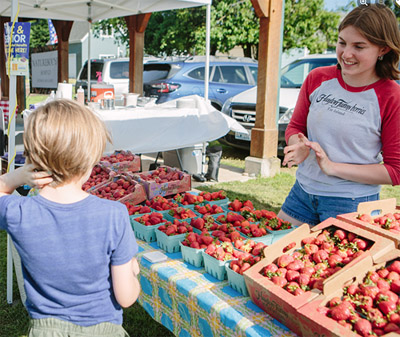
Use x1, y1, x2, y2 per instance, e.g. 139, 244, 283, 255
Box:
378, 55, 383, 61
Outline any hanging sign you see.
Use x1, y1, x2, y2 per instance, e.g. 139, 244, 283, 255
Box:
4, 22, 31, 76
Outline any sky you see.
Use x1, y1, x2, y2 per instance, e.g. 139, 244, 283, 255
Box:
324, 0, 352, 11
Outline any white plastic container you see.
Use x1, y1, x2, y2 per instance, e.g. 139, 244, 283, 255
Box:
163, 143, 205, 175
76, 86, 85, 105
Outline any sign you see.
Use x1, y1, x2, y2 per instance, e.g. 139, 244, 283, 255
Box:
31, 51, 58, 89
4, 22, 31, 76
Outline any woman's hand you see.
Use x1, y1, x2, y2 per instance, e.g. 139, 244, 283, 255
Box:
282, 133, 310, 167
301, 136, 334, 176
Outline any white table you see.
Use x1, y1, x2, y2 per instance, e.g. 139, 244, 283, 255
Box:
94, 95, 246, 154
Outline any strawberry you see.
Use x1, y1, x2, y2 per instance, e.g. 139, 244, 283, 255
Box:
378, 301, 396, 315
271, 276, 287, 287
354, 318, 373, 337
286, 270, 300, 282
277, 254, 294, 268
388, 260, 400, 274
329, 301, 352, 321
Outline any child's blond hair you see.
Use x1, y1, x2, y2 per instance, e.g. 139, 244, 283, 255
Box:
24, 99, 111, 185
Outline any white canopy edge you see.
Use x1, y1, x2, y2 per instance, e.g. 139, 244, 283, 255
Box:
0, 0, 212, 22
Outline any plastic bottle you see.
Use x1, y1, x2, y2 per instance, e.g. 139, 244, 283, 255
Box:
77, 86, 85, 105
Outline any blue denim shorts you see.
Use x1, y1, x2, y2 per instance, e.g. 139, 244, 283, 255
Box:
281, 180, 379, 226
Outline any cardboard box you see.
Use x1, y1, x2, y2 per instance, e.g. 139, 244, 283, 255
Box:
131, 166, 191, 200
243, 218, 395, 336
100, 150, 141, 173
298, 249, 400, 337
89, 174, 147, 206
338, 198, 400, 248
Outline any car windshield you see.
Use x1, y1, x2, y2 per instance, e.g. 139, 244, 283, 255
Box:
79, 61, 104, 81
280, 57, 337, 88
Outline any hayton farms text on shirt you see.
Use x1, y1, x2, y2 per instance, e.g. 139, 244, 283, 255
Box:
316, 94, 367, 116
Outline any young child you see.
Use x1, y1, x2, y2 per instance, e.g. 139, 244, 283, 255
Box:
279, 4, 400, 226
0, 99, 140, 336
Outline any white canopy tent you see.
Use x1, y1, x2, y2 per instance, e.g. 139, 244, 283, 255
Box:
1, 0, 212, 304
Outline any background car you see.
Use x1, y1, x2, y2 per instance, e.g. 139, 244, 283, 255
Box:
220, 53, 338, 157
143, 56, 258, 110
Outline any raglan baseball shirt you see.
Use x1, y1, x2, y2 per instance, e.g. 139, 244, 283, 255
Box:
286, 65, 400, 198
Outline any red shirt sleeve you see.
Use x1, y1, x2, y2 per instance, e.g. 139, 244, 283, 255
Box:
377, 80, 400, 186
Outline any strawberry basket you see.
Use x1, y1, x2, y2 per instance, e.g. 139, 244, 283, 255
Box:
201, 242, 238, 281
225, 263, 249, 296
130, 212, 169, 242
155, 219, 193, 253
180, 242, 205, 267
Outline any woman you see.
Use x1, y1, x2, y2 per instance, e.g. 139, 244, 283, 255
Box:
278, 4, 400, 226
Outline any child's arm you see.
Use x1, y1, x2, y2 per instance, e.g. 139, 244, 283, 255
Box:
0, 164, 53, 197
111, 257, 141, 308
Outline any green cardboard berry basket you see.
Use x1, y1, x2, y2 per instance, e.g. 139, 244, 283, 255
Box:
204, 197, 230, 207
266, 226, 297, 243
238, 231, 274, 245
225, 263, 249, 296
155, 229, 186, 253
179, 242, 205, 267
201, 251, 230, 281
131, 215, 163, 243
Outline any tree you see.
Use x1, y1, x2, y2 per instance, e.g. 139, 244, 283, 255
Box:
92, 0, 341, 58
29, 19, 50, 48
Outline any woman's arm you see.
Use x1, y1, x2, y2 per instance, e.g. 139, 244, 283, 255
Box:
111, 257, 141, 308
0, 164, 52, 197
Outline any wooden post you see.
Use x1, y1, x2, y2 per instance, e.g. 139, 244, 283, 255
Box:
53, 20, 73, 84
125, 14, 151, 95
245, 0, 283, 176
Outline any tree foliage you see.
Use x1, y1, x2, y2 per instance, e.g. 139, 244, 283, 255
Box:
92, 0, 342, 58
29, 19, 50, 48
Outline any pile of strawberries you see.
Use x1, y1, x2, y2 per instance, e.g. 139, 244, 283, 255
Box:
100, 151, 136, 164
90, 177, 137, 200
181, 231, 214, 249
260, 228, 371, 296
158, 219, 193, 236
145, 195, 177, 211
124, 204, 151, 216
357, 212, 400, 234
168, 207, 197, 220
82, 165, 111, 191
138, 167, 182, 183
320, 260, 400, 336
194, 203, 225, 216
173, 192, 204, 205
134, 212, 168, 226
190, 216, 219, 232
198, 190, 227, 202
227, 199, 255, 212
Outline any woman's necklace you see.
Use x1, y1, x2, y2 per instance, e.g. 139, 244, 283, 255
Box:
342, 74, 380, 92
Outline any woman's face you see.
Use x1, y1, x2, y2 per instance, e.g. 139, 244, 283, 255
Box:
336, 25, 386, 86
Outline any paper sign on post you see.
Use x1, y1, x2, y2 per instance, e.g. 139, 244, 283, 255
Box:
4, 22, 31, 76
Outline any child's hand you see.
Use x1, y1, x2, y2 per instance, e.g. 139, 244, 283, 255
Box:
23, 164, 53, 189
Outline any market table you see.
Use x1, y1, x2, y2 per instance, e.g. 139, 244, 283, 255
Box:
135, 239, 297, 337
94, 95, 246, 154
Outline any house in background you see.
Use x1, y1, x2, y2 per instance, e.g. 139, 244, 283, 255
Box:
68, 22, 127, 79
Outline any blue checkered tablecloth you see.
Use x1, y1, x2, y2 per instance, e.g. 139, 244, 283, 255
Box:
136, 240, 297, 337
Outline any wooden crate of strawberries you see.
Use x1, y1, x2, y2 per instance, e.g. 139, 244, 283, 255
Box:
298, 249, 400, 337
131, 166, 191, 200
100, 150, 141, 174
242, 218, 395, 336
337, 198, 400, 248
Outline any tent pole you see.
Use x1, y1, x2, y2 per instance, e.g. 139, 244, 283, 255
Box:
204, 3, 211, 102
7, 0, 18, 305
87, 3, 92, 102
201, 3, 211, 176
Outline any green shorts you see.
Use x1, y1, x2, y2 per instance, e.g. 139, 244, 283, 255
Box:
28, 318, 130, 337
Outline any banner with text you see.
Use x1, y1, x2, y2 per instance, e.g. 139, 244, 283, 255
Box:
4, 22, 31, 76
